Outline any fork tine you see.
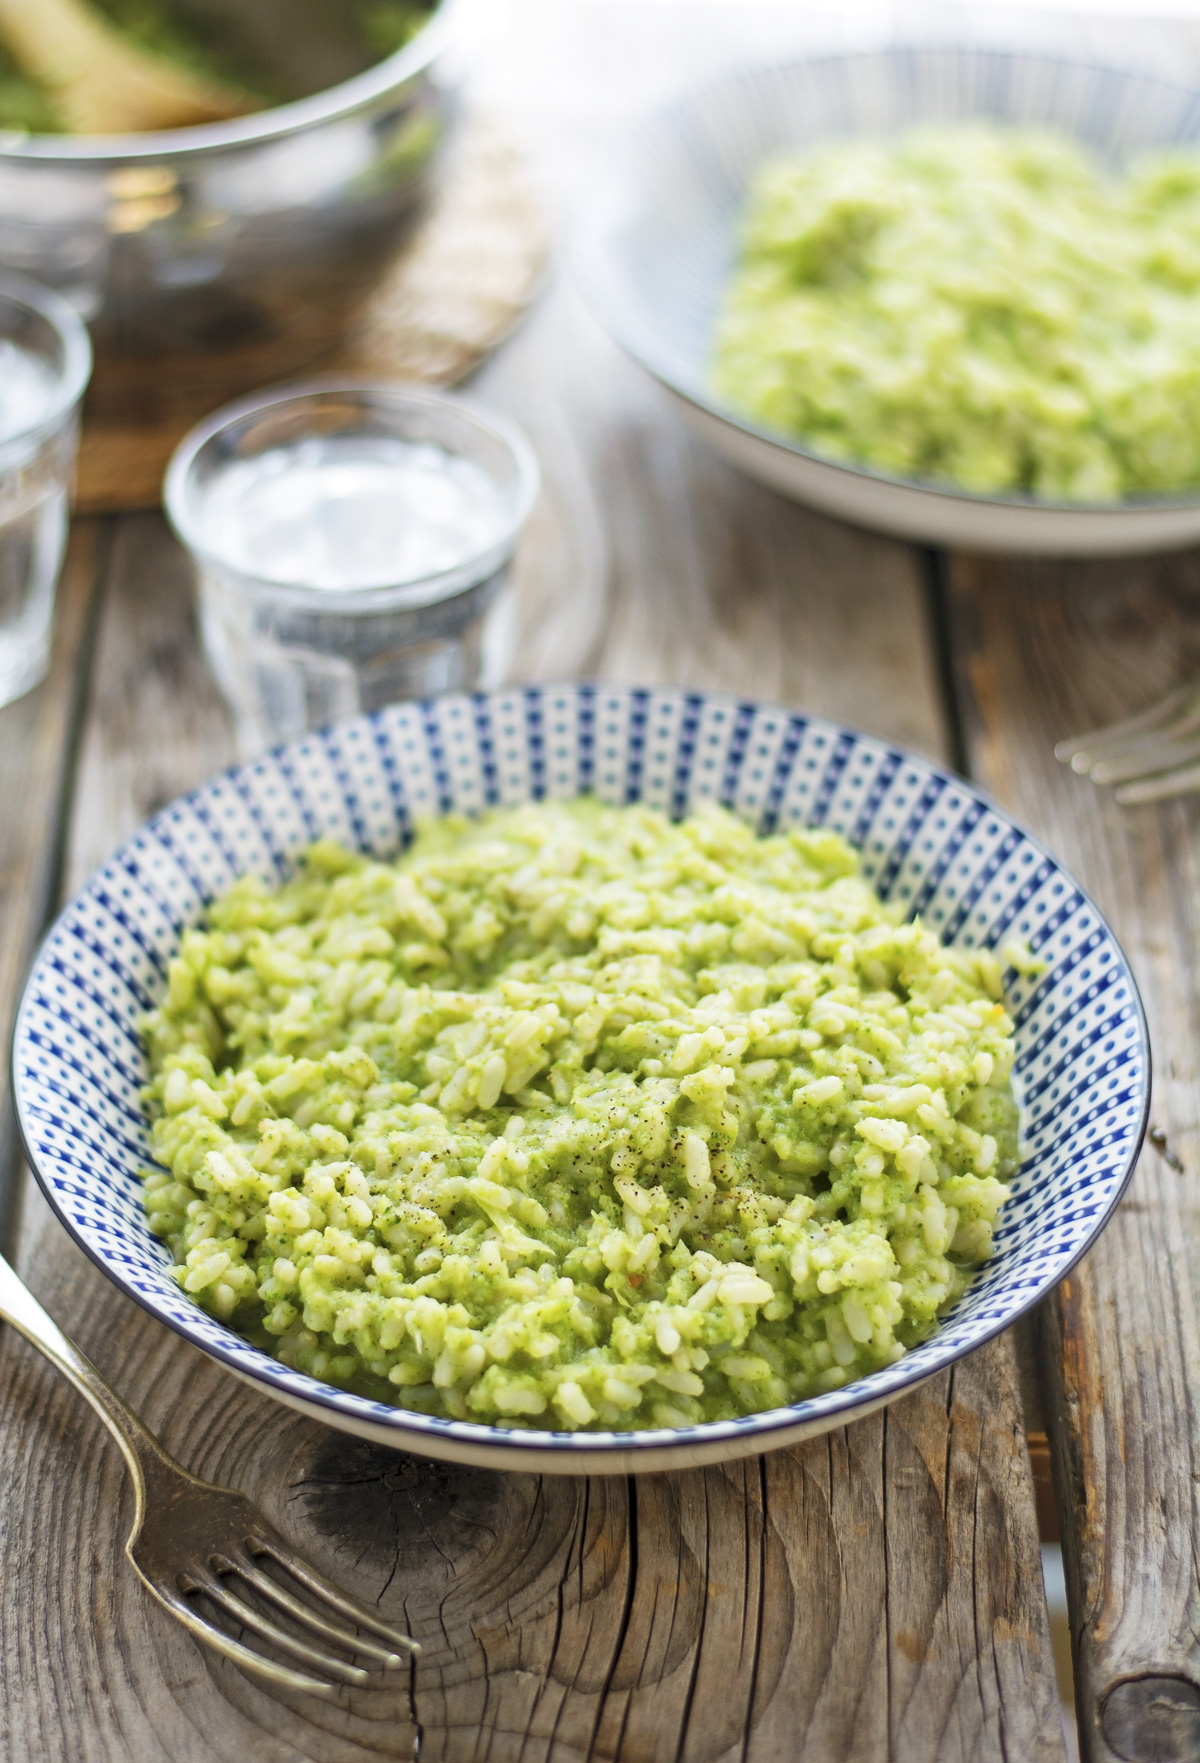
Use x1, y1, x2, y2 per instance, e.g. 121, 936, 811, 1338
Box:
1115, 758, 1200, 805
1072, 734, 1183, 776
227, 1555, 407, 1669
1055, 683, 1198, 766
249, 1532, 419, 1654
1078, 701, 1200, 775
1090, 731, 1200, 786
145, 1580, 342, 1698
1068, 710, 1195, 764
182, 1569, 371, 1687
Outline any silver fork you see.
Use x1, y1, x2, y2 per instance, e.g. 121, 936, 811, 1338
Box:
1055, 680, 1200, 805
0, 1251, 418, 1696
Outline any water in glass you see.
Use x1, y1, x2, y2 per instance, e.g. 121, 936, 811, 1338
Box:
192, 432, 522, 750
199, 435, 510, 590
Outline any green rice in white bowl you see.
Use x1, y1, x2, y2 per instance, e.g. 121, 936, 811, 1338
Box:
140, 798, 1022, 1433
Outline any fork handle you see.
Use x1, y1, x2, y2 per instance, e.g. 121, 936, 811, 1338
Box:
0, 1250, 180, 1517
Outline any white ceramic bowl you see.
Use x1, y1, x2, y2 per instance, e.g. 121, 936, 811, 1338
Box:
14, 684, 1149, 1472
574, 47, 1200, 556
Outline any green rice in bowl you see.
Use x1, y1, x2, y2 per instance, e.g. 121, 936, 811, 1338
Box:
140, 799, 1020, 1433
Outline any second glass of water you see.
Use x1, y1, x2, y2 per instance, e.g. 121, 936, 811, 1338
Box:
164, 381, 540, 756
0, 275, 92, 709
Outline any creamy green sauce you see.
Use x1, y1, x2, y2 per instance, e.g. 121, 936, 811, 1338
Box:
141, 801, 1018, 1432
713, 126, 1200, 501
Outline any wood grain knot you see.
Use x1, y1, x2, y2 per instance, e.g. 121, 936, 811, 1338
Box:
1101, 1675, 1200, 1761
288, 1434, 505, 1572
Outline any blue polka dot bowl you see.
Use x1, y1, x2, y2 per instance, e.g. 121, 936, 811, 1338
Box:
13, 683, 1150, 1474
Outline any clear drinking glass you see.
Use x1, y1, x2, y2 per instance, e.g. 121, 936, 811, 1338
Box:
0, 275, 92, 709
164, 381, 540, 757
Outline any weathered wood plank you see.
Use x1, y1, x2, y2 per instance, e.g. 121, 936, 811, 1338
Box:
945, 548, 1200, 1763
474, 282, 949, 760
0, 1213, 1063, 1763
0, 520, 99, 1247
0, 273, 1062, 1760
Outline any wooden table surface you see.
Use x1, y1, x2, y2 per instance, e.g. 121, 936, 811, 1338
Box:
2, 7, 1200, 1760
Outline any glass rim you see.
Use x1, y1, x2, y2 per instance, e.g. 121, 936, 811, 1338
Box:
163, 377, 542, 609
0, 272, 93, 444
